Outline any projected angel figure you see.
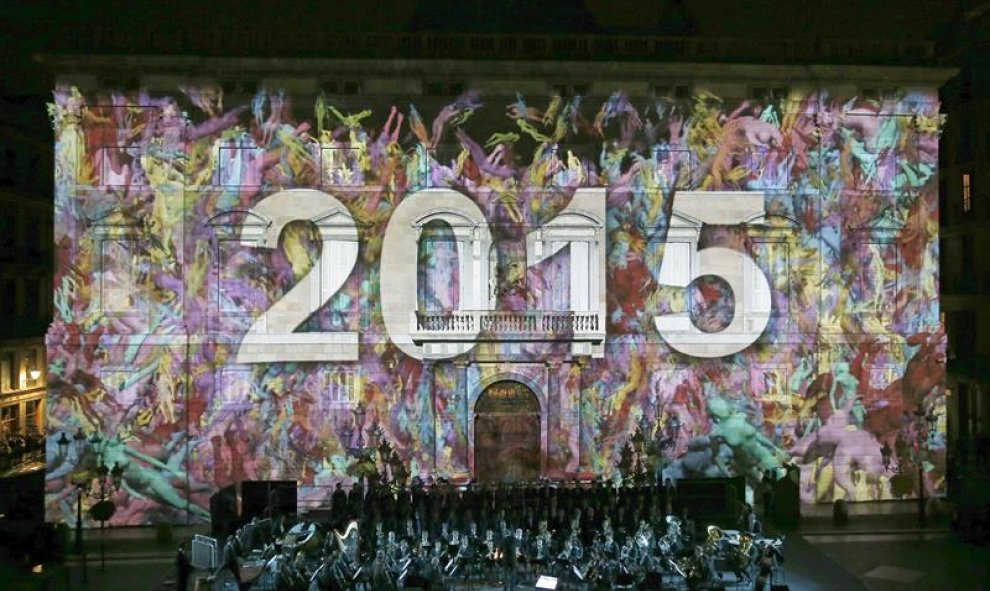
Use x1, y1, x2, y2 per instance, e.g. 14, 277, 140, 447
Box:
93, 434, 210, 520
705, 397, 788, 483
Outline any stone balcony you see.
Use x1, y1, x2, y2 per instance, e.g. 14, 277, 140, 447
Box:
411, 310, 604, 344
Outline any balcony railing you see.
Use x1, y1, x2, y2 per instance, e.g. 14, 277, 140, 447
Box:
412, 310, 603, 343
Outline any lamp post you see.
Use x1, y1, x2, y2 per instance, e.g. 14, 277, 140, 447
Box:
351, 404, 367, 451
57, 428, 125, 580
70, 428, 87, 553
913, 404, 938, 525
90, 461, 123, 570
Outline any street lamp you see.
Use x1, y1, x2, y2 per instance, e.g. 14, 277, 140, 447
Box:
913, 404, 938, 525
90, 461, 124, 569
351, 404, 367, 450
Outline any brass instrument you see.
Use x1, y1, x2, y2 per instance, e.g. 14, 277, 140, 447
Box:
334, 520, 360, 561
704, 525, 724, 554
732, 532, 755, 578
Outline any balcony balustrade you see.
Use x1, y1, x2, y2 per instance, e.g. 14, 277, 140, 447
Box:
412, 310, 603, 344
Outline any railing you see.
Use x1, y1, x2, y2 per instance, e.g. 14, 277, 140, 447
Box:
41, 27, 936, 66
413, 310, 602, 343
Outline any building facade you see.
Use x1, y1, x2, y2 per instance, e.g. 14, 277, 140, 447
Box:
43, 57, 950, 525
0, 95, 52, 474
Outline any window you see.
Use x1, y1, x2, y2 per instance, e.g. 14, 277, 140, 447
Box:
218, 369, 253, 408
751, 241, 789, 320
25, 279, 39, 320
319, 368, 355, 410
551, 83, 589, 98
854, 241, 900, 319
99, 77, 139, 91
647, 240, 694, 332
0, 279, 15, 316
862, 87, 898, 102
750, 86, 789, 101
0, 215, 15, 260
0, 404, 19, 436
24, 400, 40, 433
418, 221, 460, 312
216, 135, 263, 186
1, 352, 16, 392
963, 173, 972, 213
425, 81, 465, 96
652, 146, 693, 189
653, 84, 691, 100
322, 80, 362, 96
321, 144, 362, 186
101, 239, 140, 315
221, 79, 258, 96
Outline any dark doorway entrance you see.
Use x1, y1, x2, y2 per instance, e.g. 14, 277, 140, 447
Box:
474, 381, 541, 483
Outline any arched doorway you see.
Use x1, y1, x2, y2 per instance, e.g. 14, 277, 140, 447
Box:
474, 381, 541, 483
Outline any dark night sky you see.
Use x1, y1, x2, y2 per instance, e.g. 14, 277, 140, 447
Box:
0, 0, 961, 39
0, 0, 975, 94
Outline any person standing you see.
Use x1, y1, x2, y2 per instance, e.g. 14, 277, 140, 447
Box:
500, 527, 519, 590
175, 545, 191, 591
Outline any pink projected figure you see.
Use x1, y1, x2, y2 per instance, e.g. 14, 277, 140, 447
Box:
791, 395, 884, 502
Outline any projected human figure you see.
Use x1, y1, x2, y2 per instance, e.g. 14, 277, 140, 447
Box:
791, 397, 884, 502
95, 434, 210, 520
706, 397, 787, 482
828, 362, 859, 412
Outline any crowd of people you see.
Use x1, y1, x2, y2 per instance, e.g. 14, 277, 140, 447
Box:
205, 477, 785, 591
0, 428, 44, 475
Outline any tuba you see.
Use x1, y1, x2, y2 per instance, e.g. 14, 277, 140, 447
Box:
734, 532, 754, 573
704, 525, 724, 554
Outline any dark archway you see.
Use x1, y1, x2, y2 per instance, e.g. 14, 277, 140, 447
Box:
474, 381, 541, 483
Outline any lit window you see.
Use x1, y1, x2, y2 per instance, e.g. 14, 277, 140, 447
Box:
963, 173, 972, 212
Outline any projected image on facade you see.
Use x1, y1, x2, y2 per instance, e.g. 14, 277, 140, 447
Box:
45, 84, 945, 524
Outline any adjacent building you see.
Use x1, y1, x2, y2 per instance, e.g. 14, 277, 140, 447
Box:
0, 94, 52, 470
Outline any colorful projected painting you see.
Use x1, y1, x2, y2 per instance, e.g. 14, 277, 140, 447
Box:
45, 83, 946, 525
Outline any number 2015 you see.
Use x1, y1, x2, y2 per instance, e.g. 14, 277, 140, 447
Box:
230, 188, 770, 362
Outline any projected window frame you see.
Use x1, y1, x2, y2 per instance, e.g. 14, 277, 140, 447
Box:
216, 367, 254, 411
90, 209, 149, 323
652, 145, 694, 190
647, 212, 700, 334
748, 213, 800, 331
839, 113, 902, 193
318, 367, 359, 411
99, 367, 143, 424
209, 210, 270, 327
848, 210, 903, 324
215, 133, 263, 187
320, 144, 362, 188
84, 103, 157, 188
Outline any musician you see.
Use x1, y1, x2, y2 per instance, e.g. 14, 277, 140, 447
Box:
499, 527, 519, 591
369, 549, 396, 591
332, 482, 347, 523
754, 543, 780, 591
532, 520, 553, 568
600, 528, 618, 560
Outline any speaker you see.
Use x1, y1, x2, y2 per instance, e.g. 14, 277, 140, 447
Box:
240, 480, 297, 519
209, 483, 238, 539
